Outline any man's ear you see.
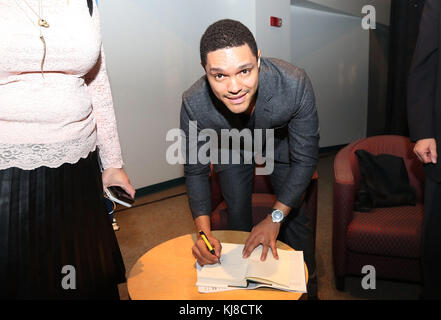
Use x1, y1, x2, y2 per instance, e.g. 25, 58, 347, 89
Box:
257, 50, 261, 69
200, 61, 206, 71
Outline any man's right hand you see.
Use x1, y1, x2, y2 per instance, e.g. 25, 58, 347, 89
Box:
192, 215, 222, 266
414, 138, 438, 164
192, 232, 222, 266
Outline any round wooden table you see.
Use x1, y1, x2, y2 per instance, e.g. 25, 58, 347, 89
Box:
127, 230, 308, 300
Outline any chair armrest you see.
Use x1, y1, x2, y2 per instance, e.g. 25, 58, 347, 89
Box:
332, 142, 360, 276
333, 141, 360, 230
334, 140, 360, 185
304, 175, 318, 251
332, 181, 357, 276
209, 166, 224, 211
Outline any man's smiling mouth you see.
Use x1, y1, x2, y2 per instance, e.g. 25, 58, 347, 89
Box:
226, 92, 247, 104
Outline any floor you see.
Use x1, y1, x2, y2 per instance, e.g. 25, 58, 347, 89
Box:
114, 152, 421, 300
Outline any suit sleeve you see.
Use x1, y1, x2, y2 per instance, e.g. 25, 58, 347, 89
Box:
180, 98, 212, 219
408, 0, 440, 142
277, 72, 320, 208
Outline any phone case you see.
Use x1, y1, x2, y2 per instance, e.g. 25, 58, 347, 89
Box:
105, 186, 135, 207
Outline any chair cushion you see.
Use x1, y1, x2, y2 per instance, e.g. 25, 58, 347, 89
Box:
354, 149, 416, 211
211, 194, 277, 230
346, 204, 423, 258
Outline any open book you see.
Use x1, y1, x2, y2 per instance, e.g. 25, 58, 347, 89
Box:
196, 243, 307, 293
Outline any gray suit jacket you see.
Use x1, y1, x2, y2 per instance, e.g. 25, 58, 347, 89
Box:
180, 58, 319, 218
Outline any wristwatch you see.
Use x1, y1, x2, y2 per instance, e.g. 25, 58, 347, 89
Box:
270, 209, 285, 223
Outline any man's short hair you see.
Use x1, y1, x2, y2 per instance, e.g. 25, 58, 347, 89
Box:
200, 19, 258, 67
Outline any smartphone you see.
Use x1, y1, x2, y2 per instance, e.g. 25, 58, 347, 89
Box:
105, 186, 135, 208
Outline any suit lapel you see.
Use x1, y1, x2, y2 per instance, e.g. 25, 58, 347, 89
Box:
253, 59, 274, 151
254, 60, 274, 130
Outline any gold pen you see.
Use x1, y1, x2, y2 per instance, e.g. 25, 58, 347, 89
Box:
199, 230, 221, 265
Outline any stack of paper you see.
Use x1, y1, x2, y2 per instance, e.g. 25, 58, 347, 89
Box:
196, 243, 307, 293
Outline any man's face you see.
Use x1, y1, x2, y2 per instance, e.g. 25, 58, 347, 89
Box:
204, 44, 261, 114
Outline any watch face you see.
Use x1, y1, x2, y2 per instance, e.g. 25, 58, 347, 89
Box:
272, 210, 284, 223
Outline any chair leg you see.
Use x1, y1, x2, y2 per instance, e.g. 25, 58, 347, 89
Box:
335, 275, 345, 291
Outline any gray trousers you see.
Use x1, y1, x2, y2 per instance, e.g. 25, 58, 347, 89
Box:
216, 163, 316, 276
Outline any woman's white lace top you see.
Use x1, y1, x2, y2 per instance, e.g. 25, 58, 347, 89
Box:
0, 0, 123, 170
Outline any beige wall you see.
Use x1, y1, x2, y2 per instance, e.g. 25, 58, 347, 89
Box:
100, 0, 294, 189
297, 0, 391, 25
291, 4, 370, 147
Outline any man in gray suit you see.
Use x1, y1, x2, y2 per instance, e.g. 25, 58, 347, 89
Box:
181, 19, 319, 297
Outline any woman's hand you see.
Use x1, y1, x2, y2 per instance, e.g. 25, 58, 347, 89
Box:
102, 167, 136, 199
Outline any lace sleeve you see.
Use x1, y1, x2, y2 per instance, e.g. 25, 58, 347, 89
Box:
85, 4, 124, 170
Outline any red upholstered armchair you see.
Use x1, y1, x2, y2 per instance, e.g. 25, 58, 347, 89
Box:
333, 135, 424, 290
209, 166, 318, 250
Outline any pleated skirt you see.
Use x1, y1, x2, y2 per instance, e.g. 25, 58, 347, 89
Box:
0, 151, 126, 300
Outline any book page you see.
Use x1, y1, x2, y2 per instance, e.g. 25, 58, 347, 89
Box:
198, 282, 282, 293
288, 251, 307, 292
196, 243, 248, 288
245, 246, 292, 288
196, 243, 306, 293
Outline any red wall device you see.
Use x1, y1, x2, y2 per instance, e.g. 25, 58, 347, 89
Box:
270, 16, 282, 27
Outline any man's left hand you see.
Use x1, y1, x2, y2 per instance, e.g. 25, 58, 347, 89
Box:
242, 215, 281, 261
